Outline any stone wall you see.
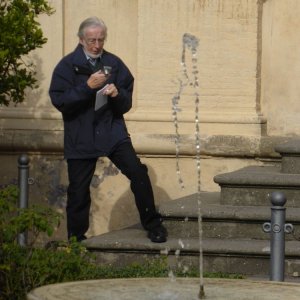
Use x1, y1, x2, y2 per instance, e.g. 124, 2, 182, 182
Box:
0, 0, 299, 239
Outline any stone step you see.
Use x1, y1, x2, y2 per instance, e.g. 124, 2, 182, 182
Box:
164, 218, 271, 240
84, 227, 300, 277
275, 139, 300, 174
159, 192, 300, 240
82, 139, 300, 279
214, 166, 300, 206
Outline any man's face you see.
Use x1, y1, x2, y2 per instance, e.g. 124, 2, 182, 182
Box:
80, 25, 106, 58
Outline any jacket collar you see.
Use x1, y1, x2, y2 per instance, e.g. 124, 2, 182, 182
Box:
72, 44, 90, 66
71, 44, 107, 75
71, 45, 93, 75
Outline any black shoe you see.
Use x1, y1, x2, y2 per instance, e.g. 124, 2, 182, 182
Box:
44, 240, 60, 250
77, 235, 87, 242
69, 235, 87, 243
44, 240, 68, 250
147, 225, 167, 243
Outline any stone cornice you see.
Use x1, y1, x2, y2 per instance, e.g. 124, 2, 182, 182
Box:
0, 128, 289, 158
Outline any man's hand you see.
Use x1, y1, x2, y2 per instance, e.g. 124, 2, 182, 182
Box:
87, 71, 107, 89
103, 84, 118, 97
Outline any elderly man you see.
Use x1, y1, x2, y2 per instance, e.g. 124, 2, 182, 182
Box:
49, 17, 167, 243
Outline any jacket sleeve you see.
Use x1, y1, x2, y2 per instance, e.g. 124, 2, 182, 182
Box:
108, 59, 134, 116
49, 60, 95, 116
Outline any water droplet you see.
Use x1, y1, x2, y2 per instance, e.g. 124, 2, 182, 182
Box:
160, 248, 169, 255
178, 239, 185, 249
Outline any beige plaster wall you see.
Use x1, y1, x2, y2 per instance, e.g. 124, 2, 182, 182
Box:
127, 0, 265, 140
261, 0, 300, 136
0, 0, 264, 136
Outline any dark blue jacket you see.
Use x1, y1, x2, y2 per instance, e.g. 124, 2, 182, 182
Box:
49, 45, 134, 159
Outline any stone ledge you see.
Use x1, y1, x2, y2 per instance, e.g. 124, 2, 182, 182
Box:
84, 227, 300, 257
274, 139, 300, 174
0, 129, 63, 154
275, 139, 300, 155
158, 192, 300, 222
0, 128, 291, 158
214, 166, 300, 187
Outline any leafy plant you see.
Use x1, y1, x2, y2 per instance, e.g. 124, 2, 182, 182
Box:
0, 0, 54, 106
1, 240, 96, 299
0, 184, 62, 299
0, 184, 61, 246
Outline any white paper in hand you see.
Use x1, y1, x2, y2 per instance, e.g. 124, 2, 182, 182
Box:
95, 84, 109, 111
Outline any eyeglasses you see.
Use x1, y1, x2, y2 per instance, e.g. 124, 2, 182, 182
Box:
85, 38, 105, 45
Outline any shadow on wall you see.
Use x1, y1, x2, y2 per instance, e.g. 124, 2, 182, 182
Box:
108, 164, 171, 231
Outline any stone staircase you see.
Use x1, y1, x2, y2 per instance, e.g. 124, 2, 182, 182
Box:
84, 140, 300, 278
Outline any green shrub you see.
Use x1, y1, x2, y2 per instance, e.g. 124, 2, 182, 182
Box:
1, 240, 98, 299
0, 184, 63, 299
0, 0, 54, 106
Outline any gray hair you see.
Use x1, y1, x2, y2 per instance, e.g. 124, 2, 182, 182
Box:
77, 17, 107, 39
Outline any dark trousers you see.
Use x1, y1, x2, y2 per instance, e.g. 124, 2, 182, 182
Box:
66, 141, 162, 240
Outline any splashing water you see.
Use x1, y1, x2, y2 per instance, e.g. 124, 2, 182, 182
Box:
172, 33, 205, 299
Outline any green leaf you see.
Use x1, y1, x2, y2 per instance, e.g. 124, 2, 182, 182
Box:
0, 0, 55, 106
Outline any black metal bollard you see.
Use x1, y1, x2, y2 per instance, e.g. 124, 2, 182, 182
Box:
262, 191, 294, 281
17, 154, 30, 247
